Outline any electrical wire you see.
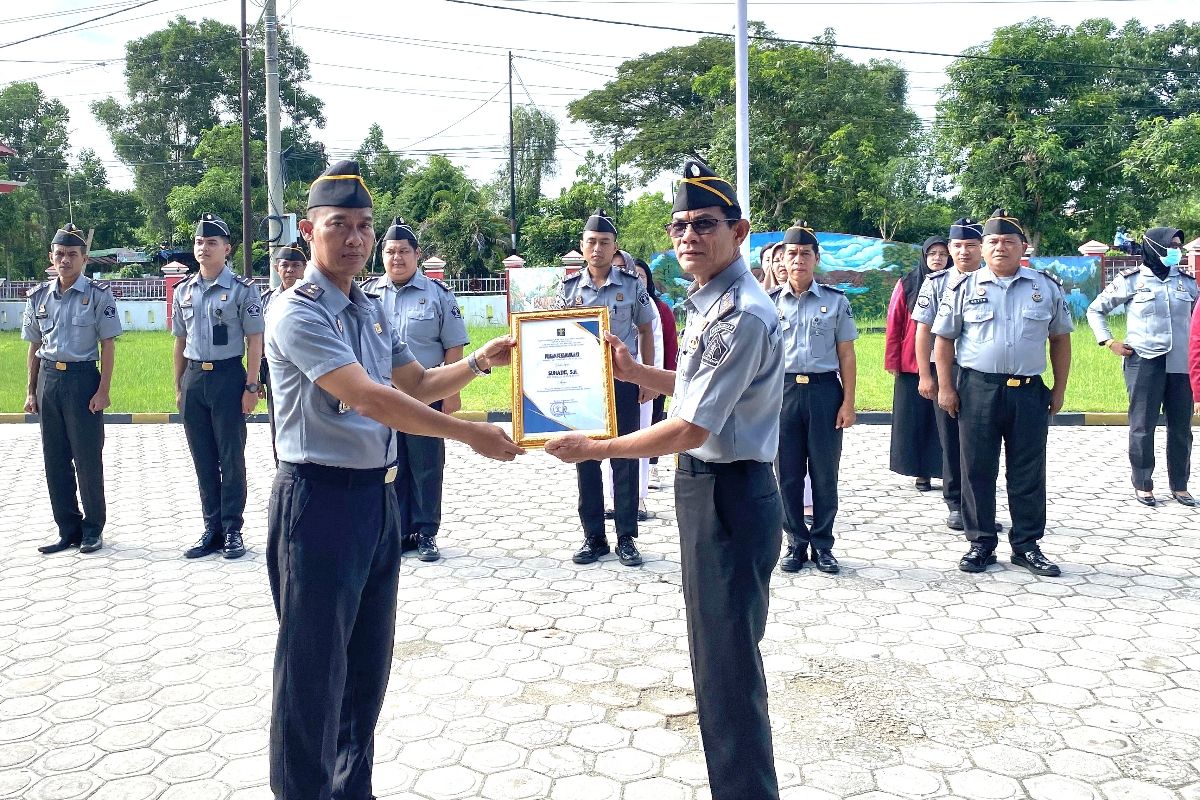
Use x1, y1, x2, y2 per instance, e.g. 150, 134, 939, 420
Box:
0, 0, 162, 50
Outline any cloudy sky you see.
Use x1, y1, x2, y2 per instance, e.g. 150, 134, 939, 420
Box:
3, 0, 1193, 202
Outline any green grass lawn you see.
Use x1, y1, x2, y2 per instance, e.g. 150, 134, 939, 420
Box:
0, 320, 1132, 414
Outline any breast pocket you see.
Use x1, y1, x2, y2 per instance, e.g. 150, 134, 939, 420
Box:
1020, 307, 1052, 340
71, 313, 94, 341
809, 315, 831, 335
405, 308, 439, 342
962, 306, 995, 341
611, 304, 633, 333
1130, 293, 1157, 316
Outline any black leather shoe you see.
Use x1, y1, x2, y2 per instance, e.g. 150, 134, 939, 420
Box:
38, 535, 81, 554
1135, 490, 1156, 507
572, 538, 610, 565
779, 546, 807, 573
1011, 548, 1061, 577
401, 533, 418, 552
813, 549, 840, 574
946, 510, 964, 530
417, 533, 440, 562
803, 514, 814, 527
184, 531, 223, 559
1172, 491, 1197, 507
616, 536, 642, 566
79, 533, 103, 554
958, 544, 997, 573
993, 522, 1004, 532
915, 478, 932, 492
221, 530, 246, 559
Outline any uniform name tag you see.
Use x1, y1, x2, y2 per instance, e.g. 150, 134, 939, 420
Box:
968, 298, 987, 305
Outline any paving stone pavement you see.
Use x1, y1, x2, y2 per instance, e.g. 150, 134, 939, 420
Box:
2, 423, 1199, 800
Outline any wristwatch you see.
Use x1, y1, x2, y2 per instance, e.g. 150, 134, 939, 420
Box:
245, 382, 260, 393
467, 354, 491, 376
1098, 339, 1111, 348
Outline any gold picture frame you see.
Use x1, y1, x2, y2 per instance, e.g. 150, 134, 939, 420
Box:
511, 307, 618, 449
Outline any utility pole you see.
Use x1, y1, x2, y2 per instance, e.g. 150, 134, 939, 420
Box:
238, 0, 253, 277
508, 50, 518, 254
264, 0, 284, 287
735, 0, 751, 261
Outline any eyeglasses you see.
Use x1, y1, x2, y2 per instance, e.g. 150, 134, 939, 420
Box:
664, 218, 739, 238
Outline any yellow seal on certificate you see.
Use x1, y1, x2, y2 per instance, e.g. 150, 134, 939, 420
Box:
511, 307, 618, 448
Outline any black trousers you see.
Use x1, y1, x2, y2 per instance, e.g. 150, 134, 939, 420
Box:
397, 401, 446, 537
777, 375, 843, 551
676, 456, 780, 800
262, 357, 278, 466
957, 369, 1050, 551
36, 365, 105, 541
889, 371, 942, 479
576, 379, 641, 539
931, 363, 962, 511
1124, 354, 1193, 492
268, 463, 402, 800
180, 360, 248, 535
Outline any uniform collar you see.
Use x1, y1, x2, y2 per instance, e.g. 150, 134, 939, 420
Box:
388, 270, 429, 292
197, 266, 234, 289
303, 263, 375, 316
975, 266, 1034, 284
686, 257, 748, 316
779, 278, 824, 299
1139, 264, 1180, 281
56, 273, 91, 296
584, 266, 623, 290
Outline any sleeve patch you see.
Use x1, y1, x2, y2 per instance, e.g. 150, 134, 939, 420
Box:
451, 304, 463, 318
701, 321, 736, 367
917, 296, 930, 308
247, 304, 262, 317
103, 306, 117, 319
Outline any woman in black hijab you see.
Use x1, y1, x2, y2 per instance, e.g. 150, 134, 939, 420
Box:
1087, 226, 1198, 506
885, 236, 952, 489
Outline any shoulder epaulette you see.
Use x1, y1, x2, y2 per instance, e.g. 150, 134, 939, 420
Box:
1119, 266, 1140, 278
619, 264, 638, 278
430, 277, 452, 292
26, 281, 46, 298
818, 282, 846, 294
1179, 265, 1196, 280
362, 289, 380, 300
714, 286, 739, 321
947, 270, 971, 291
236, 275, 256, 288
91, 280, 110, 292
294, 282, 324, 302
929, 269, 951, 283
1036, 268, 1063, 287
563, 272, 581, 283
261, 287, 274, 302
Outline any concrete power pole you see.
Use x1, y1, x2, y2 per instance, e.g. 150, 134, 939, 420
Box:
735, 0, 751, 261
264, 0, 285, 287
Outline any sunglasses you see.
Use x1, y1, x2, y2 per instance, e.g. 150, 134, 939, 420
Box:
664, 217, 740, 238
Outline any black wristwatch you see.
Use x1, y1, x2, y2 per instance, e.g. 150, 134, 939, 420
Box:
1098, 339, 1111, 348
245, 382, 260, 393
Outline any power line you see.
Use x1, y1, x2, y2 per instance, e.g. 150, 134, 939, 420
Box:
0, 1, 144, 26
401, 84, 509, 151
444, 0, 1200, 77
0, 0, 162, 50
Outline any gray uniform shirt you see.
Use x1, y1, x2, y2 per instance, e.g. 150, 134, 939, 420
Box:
555, 265, 656, 356
265, 265, 417, 469
1086, 265, 1198, 373
672, 258, 783, 463
22, 275, 123, 361
362, 271, 470, 369
771, 281, 858, 373
931, 266, 1074, 376
912, 268, 960, 362
171, 266, 265, 360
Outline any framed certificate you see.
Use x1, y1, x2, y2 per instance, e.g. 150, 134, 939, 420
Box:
511, 308, 617, 448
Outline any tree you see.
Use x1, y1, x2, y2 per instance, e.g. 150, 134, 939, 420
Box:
1123, 114, 1200, 233
67, 150, 143, 250
518, 178, 610, 266
494, 106, 558, 235
93, 16, 324, 241
569, 30, 924, 235
935, 18, 1200, 252
356, 123, 413, 198
618, 192, 672, 262
0, 82, 71, 225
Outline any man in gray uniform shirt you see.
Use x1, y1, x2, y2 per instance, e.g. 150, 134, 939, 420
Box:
362, 217, 470, 561
172, 213, 264, 560
23, 223, 122, 554
932, 209, 1073, 577
547, 160, 783, 800
265, 160, 523, 800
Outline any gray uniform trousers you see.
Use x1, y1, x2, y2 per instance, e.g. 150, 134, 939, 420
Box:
1124, 353, 1193, 492
37, 363, 105, 541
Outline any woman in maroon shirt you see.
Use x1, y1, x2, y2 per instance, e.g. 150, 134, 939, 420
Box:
885, 237, 951, 490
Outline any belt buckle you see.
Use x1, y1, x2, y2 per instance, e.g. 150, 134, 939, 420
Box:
1005, 378, 1020, 387
384, 466, 398, 484
201, 362, 214, 371
796, 374, 810, 384
55, 361, 67, 371
674, 454, 681, 468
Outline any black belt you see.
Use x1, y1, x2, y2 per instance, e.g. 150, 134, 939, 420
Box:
675, 453, 767, 474
279, 461, 397, 487
961, 368, 1039, 387
40, 359, 97, 372
187, 356, 243, 372
785, 371, 839, 385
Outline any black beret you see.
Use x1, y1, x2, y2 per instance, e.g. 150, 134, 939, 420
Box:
782, 221, 819, 248
672, 159, 741, 218
583, 209, 618, 236
194, 213, 231, 239
51, 223, 87, 248
274, 242, 306, 262
307, 160, 373, 211
381, 217, 419, 247
982, 209, 1026, 241
948, 217, 983, 241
